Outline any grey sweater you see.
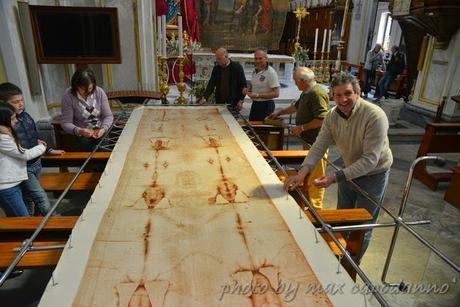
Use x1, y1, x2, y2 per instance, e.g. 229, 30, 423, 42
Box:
301, 98, 393, 182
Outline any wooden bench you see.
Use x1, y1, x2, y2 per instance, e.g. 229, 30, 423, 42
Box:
307, 208, 372, 281
260, 150, 307, 165
39, 172, 101, 192
374, 69, 408, 99
0, 216, 78, 269
50, 121, 125, 152
444, 166, 460, 209
42, 152, 111, 168
107, 90, 161, 104
0, 209, 370, 274
241, 121, 285, 150
414, 123, 460, 190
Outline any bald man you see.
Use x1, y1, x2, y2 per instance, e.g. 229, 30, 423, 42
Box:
267, 67, 329, 209
199, 47, 247, 111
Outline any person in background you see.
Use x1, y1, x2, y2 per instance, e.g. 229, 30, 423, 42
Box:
362, 43, 385, 99
284, 73, 393, 255
0, 83, 64, 216
199, 47, 247, 111
247, 48, 280, 120
374, 45, 405, 102
0, 102, 46, 217
61, 68, 114, 151
267, 67, 329, 209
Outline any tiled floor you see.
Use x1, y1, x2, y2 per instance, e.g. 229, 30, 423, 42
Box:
324, 143, 460, 307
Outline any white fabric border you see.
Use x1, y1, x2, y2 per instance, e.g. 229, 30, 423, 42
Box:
39, 108, 144, 306
219, 106, 367, 306
39, 106, 367, 306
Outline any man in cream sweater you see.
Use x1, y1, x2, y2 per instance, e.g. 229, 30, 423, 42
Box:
285, 72, 393, 255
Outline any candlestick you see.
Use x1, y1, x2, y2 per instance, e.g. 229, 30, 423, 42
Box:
321, 29, 326, 53
314, 28, 318, 53
157, 17, 162, 57
178, 15, 183, 56
159, 56, 169, 104
161, 15, 167, 58
327, 29, 332, 53
177, 56, 187, 104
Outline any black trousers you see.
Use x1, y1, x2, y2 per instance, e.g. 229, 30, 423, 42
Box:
249, 100, 275, 121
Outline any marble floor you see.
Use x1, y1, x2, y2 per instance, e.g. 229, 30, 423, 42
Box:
323, 142, 460, 307
1, 98, 459, 307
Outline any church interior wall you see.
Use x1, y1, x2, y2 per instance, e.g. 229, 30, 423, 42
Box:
0, 0, 157, 121
411, 28, 460, 121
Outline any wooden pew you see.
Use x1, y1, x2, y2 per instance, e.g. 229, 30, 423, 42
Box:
374, 69, 408, 99
444, 166, 460, 209
39, 172, 101, 192
414, 123, 460, 190
41, 152, 111, 168
0, 216, 78, 269
260, 150, 307, 165
0, 209, 370, 272
107, 90, 161, 104
50, 121, 123, 152
241, 121, 285, 150
306, 208, 372, 281
40, 152, 109, 193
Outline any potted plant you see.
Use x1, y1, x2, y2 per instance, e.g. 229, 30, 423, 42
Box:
293, 46, 309, 66
190, 80, 215, 103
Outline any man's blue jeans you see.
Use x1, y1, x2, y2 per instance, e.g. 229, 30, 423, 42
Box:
21, 161, 52, 216
0, 184, 30, 216
337, 170, 390, 256
378, 72, 397, 98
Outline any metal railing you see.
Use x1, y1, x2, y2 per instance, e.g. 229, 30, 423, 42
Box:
0, 116, 123, 286
231, 108, 390, 306
231, 106, 460, 305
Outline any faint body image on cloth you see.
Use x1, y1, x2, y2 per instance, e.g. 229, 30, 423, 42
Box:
195, 0, 289, 50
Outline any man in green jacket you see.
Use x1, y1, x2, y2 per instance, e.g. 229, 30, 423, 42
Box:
267, 67, 329, 209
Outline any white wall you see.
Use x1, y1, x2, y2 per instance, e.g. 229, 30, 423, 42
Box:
0, 0, 50, 120
346, 0, 379, 64
0, 0, 158, 120
411, 30, 460, 120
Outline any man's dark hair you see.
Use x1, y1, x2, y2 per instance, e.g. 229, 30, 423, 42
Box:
331, 72, 361, 93
0, 82, 22, 102
70, 68, 97, 96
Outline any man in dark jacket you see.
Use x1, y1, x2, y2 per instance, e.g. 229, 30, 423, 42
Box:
374, 45, 405, 101
199, 47, 247, 110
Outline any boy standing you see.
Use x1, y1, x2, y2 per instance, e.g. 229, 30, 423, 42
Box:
0, 83, 64, 216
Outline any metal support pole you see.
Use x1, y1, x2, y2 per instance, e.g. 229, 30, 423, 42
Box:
322, 155, 460, 276
381, 156, 459, 285
230, 109, 390, 307
317, 220, 432, 232
0, 116, 122, 286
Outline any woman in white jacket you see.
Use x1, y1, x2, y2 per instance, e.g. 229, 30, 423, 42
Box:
0, 102, 46, 216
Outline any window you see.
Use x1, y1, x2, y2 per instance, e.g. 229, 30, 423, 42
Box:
376, 12, 393, 50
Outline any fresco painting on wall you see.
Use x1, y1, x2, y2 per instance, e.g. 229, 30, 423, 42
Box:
195, 0, 290, 50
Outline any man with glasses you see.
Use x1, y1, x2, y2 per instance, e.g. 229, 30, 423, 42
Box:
284, 72, 393, 256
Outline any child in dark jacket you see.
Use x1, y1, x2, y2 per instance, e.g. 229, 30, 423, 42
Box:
0, 83, 64, 216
